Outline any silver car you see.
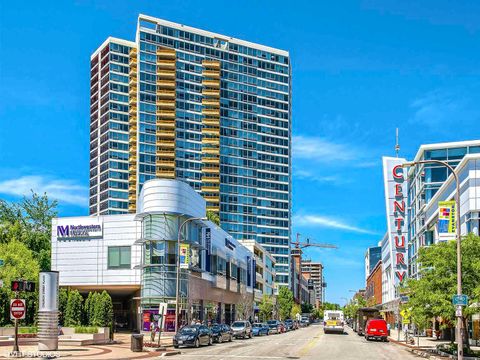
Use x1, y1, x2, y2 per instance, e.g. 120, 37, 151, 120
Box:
230, 321, 252, 339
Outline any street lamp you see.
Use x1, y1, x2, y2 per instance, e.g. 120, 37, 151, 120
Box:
402, 160, 463, 360
175, 216, 207, 333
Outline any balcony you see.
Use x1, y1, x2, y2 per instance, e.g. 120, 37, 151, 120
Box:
157, 100, 175, 109
156, 70, 175, 79
202, 60, 220, 69
156, 140, 175, 148
156, 49, 176, 59
202, 108, 220, 117
156, 90, 176, 99
156, 160, 174, 168
202, 99, 219, 107
201, 185, 219, 192
202, 80, 220, 88
202, 89, 220, 97
156, 79, 175, 88
156, 170, 175, 178
203, 70, 220, 79
156, 150, 175, 158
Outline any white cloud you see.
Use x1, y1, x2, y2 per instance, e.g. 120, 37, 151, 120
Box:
293, 213, 378, 235
292, 135, 359, 162
0, 175, 88, 206
293, 169, 340, 184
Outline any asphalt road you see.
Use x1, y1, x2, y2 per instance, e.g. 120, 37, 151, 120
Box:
168, 323, 418, 360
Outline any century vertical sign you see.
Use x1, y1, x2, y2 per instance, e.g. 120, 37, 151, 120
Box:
383, 157, 408, 286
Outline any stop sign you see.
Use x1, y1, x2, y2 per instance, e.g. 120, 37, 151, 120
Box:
10, 299, 26, 320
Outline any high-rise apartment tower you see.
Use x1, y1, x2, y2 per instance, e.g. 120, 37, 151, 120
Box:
89, 15, 292, 285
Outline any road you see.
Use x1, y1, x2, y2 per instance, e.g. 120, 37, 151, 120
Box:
168, 323, 418, 360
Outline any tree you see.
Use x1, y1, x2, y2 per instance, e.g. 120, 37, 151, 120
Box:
291, 303, 301, 319
64, 290, 83, 326
92, 291, 114, 328
277, 287, 294, 320
259, 295, 274, 321
59, 288, 68, 326
206, 210, 220, 226
0, 239, 40, 325
405, 233, 480, 349
301, 302, 314, 314
235, 292, 254, 321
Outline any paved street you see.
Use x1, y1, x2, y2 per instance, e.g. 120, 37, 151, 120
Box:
170, 324, 418, 360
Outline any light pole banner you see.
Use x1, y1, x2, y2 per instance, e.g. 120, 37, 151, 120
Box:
438, 200, 456, 240
180, 244, 190, 269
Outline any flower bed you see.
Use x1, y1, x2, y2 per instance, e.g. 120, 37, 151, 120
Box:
437, 343, 480, 358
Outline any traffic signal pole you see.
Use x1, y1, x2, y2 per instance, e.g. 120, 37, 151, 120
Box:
13, 291, 19, 353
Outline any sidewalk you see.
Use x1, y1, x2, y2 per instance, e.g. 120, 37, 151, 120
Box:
388, 328, 450, 349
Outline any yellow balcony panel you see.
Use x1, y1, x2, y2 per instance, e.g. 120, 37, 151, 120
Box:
203, 177, 220, 184
156, 140, 175, 148
156, 70, 176, 78
156, 49, 176, 58
202, 129, 220, 136
203, 71, 220, 79
129, 168, 137, 174
157, 90, 176, 99
157, 101, 176, 109
202, 88, 220, 96
156, 119, 175, 128
203, 197, 220, 203
157, 151, 175, 158
202, 109, 220, 117
156, 161, 175, 168
156, 80, 176, 89
201, 185, 220, 191
203, 60, 220, 69
202, 149, 220, 155
202, 80, 220, 88
202, 168, 220, 174
157, 110, 176, 118
128, 184, 136, 192
202, 138, 220, 144
202, 99, 219, 106
157, 130, 175, 138
201, 158, 219, 165
156, 170, 176, 178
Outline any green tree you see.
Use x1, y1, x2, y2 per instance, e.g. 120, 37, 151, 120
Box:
92, 291, 113, 328
59, 288, 69, 326
206, 210, 220, 226
301, 302, 314, 314
258, 295, 274, 321
291, 303, 301, 319
405, 233, 480, 349
277, 287, 294, 320
64, 290, 83, 326
0, 239, 40, 325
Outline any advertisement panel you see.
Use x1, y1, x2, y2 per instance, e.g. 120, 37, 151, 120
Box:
382, 157, 408, 289
180, 244, 190, 269
438, 200, 456, 240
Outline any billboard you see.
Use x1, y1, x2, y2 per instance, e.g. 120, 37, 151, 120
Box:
179, 244, 190, 269
438, 200, 456, 240
383, 157, 408, 287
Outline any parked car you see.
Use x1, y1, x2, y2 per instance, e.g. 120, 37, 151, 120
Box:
365, 319, 388, 342
252, 323, 269, 336
173, 325, 212, 348
210, 324, 233, 343
284, 319, 294, 331
230, 321, 252, 339
266, 320, 281, 334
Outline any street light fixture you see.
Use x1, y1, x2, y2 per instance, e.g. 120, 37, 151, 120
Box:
402, 160, 463, 360
174, 216, 207, 333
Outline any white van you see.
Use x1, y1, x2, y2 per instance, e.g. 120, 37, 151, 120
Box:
323, 310, 344, 334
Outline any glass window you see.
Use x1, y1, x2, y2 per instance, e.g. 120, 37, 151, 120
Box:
469, 146, 480, 154
447, 147, 467, 160
108, 246, 131, 269
425, 167, 447, 183
424, 149, 447, 161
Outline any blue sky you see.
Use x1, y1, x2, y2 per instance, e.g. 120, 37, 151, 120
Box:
1, 0, 480, 305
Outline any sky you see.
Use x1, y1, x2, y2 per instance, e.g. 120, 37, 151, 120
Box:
1, 0, 480, 305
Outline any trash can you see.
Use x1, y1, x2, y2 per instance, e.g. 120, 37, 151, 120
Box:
131, 334, 144, 352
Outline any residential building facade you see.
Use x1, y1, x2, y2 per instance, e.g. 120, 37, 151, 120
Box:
301, 260, 323, 308
365, 261, 382, 307
88, 15, 292, 286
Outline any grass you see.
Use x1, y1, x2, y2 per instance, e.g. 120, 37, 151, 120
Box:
18, 327, 37, 334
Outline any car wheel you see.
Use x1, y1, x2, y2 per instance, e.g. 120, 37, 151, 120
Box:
195, 338, 200, 348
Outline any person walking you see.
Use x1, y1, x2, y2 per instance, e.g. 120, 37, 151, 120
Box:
150, 321, 156, 342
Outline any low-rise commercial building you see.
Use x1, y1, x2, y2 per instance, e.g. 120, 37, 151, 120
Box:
52, 179, 256, 331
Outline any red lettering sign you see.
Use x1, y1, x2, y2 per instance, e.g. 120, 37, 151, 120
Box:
394, 200, 405, 214
395, 271, 406, 282
396, 253, 406, 266
392, 165, 404, 180
395, 184, 403, 197
395, 218, 403, 231
395, 236, 405, 248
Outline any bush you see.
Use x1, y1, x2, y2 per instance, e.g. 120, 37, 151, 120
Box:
74, 326, 98, 334
19, 326, 37, 334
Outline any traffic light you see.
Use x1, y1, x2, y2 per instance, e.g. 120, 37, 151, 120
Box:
11, 280, 24, 292
24, 281, 35, 292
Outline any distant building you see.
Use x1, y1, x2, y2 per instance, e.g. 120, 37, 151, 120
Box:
301, 260, 323, 308
364, 246, 381, 281
365, 261, 382, 307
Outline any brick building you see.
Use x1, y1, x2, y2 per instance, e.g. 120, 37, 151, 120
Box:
365, 261, 382, 307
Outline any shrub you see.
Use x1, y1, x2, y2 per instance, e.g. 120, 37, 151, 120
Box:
64, 290, 83, 326
74, 326, 98, 334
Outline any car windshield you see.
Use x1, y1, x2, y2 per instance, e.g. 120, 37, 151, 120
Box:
179, 326, 198, 334
252, 323, 262, 327
211, 325, 221, 331
267, 320, 277, 325
231, 322, 245, 327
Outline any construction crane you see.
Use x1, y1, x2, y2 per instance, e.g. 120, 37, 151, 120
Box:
292, 233, 338, 250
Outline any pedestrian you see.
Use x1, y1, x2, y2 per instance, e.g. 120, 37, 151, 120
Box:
150, 321, 156, 342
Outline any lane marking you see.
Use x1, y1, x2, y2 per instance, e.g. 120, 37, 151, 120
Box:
298, 329, 323, 356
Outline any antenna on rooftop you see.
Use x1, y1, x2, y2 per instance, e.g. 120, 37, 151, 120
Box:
395, 128, 400, 158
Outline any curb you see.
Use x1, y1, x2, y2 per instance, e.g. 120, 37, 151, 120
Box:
160, 350, 181, 357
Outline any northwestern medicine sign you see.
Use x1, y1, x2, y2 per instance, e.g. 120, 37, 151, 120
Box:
383, 157, 408, 285
56, 220, 102, 240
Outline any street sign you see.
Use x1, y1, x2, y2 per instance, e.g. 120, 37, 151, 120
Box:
10, 299, 26, 320
402, 319, 411, 325
456, 306, 463, 317
452, 294, 468, 306
400, 295, 409, 303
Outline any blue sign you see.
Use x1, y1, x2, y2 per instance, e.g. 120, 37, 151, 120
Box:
205, 228, 211, 272
453, 294, 468, 306
225, 238, 236, 250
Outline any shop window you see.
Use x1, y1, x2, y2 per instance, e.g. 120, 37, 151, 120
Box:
108, 246, 131, 269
